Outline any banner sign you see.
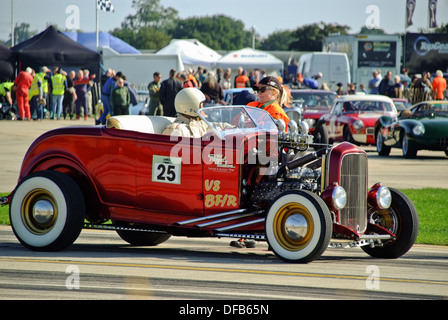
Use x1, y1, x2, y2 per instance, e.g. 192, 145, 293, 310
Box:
405, 33, 448, 72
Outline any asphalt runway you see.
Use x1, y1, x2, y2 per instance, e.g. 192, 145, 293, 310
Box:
1, 226, 447, 301
1, 119, 447, 301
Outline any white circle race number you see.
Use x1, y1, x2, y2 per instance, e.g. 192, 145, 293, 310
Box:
152, 155, 181, 184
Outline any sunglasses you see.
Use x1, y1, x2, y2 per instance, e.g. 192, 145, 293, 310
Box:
257, 86, 275, 93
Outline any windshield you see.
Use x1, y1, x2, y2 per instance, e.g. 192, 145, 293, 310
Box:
412, 103, 448, 118
429, 103, 448, 117
342, 100, 395, 113
291, 91, 336, 108
198, 106, 278, 139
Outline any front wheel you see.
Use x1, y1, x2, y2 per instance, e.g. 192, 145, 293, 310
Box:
376, 129, 391, 156
402, 134, 417, 158
362, 188, 419, 259
265, 190, 332, 263
343, 126, 357, 145
9, 171, 85, 251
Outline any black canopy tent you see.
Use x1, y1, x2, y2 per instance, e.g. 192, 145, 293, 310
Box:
11, 25, 100, 78
0, 43, 14, 82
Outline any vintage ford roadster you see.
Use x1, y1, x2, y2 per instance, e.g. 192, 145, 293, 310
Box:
2, 105, 419, 263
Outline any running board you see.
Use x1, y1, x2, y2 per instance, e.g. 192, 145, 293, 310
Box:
83, 223, 168, 234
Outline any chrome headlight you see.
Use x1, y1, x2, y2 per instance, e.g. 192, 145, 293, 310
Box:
332, 185, 347, 210
353, 120, 364, 130
376, 186, 392, 209
412, 124, 425, 136
321, 184, 347, 211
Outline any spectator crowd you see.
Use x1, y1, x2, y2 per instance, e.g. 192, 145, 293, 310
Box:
1, 63, 446, 123
0, 66, 139, 124
332, 67, 447, 104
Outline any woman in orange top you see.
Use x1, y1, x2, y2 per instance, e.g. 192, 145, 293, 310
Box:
247, 76, 290, 128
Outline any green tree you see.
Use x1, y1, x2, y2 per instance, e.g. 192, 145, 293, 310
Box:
260, 30, 294, 51
3, 23, 38, 47
434, 23, 448, 33
112, 26, 171, 50
359, 26, 386, 34
121, 0, 178, 30
112, 0, 177, 50
170, 15, 252, 50
289, 22, 350, 51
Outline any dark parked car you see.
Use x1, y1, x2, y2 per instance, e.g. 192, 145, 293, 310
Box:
375, 100, 448, 158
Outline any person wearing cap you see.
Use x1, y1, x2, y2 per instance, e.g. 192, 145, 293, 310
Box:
248, 76, 290, 128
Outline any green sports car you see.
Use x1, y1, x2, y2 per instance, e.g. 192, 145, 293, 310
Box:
375, 100, 448, 158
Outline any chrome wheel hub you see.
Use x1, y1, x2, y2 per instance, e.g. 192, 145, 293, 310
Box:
284, 214, 308, 241
32, 200, 55, 225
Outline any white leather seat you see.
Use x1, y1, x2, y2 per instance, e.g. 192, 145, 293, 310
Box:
106, 115, 175, 134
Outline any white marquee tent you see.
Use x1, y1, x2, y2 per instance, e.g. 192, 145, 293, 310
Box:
156, 39, 221, 67
215, 48, 284, 71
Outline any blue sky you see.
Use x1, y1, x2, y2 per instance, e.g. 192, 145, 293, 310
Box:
1, 0, 447, 42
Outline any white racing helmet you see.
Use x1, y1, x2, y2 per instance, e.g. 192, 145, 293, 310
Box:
175, 88, 206, 117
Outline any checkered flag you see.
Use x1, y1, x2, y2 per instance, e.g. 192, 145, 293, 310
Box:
97, 0, 114, 12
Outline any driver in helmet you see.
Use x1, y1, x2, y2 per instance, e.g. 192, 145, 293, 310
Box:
162, 88, 233, 138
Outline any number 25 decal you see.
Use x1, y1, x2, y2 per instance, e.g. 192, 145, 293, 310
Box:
152, 156, 181, 184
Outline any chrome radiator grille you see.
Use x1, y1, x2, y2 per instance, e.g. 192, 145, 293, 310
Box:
339, 153, 368, 233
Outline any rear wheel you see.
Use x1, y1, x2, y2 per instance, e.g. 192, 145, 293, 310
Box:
265, 190, 332, 263
114, 221, 171, 246
9, 171, 85, 251
362, 188, 419, 259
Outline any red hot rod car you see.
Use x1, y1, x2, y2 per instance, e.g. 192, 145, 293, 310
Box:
2, 106, 419, 263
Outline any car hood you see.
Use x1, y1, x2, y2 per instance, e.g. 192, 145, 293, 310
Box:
419, 117, 448, 125
356, 112, 386, 119
419, 118, 448, 135
303, 107, 329, 118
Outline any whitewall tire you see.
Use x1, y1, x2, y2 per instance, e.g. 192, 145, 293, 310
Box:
10, 171, 85, 251
265, 190, 332, 263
